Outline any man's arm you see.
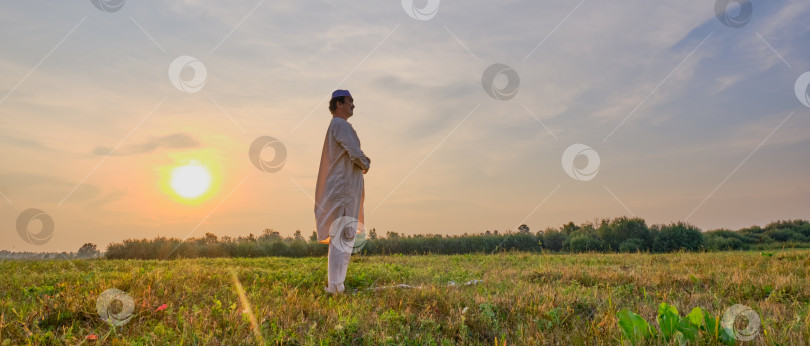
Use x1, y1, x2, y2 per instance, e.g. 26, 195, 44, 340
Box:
333, 122, 371, 171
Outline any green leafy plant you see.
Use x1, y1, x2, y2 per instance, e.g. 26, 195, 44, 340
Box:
618, 303, 736, 345
656, 303, 698, 344
617, 308, 652, 344
689, 308, 735, 344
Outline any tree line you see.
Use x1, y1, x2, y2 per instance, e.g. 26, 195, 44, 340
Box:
103, 217, 810, 259
1, 243, 102, 260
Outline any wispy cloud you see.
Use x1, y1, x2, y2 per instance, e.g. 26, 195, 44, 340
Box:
0, 134, 45, 149
91, 133, 199, 156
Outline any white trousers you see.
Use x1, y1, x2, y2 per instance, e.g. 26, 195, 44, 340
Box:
326, 241, 351, 293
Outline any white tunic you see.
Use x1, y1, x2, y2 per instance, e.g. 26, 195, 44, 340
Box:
314, 117, 370, 244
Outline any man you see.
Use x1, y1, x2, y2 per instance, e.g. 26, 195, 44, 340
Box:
314, 89, 370, 294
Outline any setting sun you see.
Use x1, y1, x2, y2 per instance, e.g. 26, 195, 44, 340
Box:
158, 158, 221, 205
170, 163, 211, 198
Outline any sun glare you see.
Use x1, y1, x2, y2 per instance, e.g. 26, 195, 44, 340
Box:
171, 164, 212, 198
158, 157, 222, 206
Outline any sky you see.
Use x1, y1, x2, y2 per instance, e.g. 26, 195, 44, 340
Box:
1, 0, 809, 252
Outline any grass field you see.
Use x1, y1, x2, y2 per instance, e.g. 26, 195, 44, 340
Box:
1, 249, 809, 344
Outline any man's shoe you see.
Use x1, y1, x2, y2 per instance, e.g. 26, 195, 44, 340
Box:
324, 283, 345, 294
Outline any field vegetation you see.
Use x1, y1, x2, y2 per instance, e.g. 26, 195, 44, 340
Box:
1, 249, 809, 344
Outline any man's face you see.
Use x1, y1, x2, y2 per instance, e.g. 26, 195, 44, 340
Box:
338, 97, 355, 117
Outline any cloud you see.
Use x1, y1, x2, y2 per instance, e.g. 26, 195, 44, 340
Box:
91, 133, 199, 156
0, 171, 102, 204
0, 134, 44, 149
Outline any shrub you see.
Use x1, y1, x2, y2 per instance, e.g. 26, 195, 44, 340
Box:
767, 228, 796, 242
765, 219, 810, 232
599, 217, 650, 251
619, 238, 645, 252
542, 229, 568, 251
569, 236, 604, 252
703, 229, 751, 251
653, 222, 703, 252
704, 235, 745, 251
799, 224, 810, 237
766, 228, 808, 243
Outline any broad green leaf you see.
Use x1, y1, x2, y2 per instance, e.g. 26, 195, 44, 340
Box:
702, 311, 721, 339
677, 319, 699, 343
658, 302, 679, 316
657, 303, 680, 340
686, 307, 704, 327
719, 327, 736, 345
617, 309, 636, 342
618, 308, 652, 344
